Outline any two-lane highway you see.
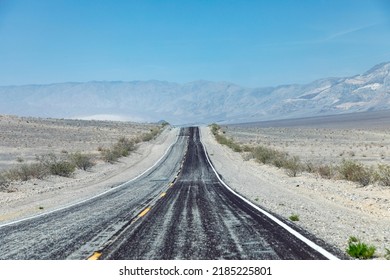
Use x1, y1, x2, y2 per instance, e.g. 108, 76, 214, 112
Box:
0, 127, 339, 260
100, 127, 338, 260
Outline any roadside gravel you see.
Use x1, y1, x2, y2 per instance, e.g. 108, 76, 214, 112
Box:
200, 126, 390, 259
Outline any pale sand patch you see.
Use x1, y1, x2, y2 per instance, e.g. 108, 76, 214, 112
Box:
201, 126, 390, 259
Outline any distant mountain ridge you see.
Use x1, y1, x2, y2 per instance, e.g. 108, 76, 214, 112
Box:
0, 62, 389, 125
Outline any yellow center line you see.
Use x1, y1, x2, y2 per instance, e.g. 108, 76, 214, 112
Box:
138, 207, 151, 218
88, 251, 102, 260
160, 192, 166, 198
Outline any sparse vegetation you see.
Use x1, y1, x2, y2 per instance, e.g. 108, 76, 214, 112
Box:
346, 236, 376, 259
101, 136, 136, 163
210, 125, 390, 187
211, 124, 302, 177
289, 214, 300, 222
4, 163, 48, 181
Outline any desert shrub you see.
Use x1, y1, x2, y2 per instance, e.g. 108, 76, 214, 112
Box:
289, 214, 300, 222
210, 123, 221, 135
346, 236, 376, 259
101, 148, 121, 163
113, 137, 136, 157
271, 151, 289, 168
101, 136, 137, 163
49, 161, 76, 177
141, 128, 161, 142
0, 173, 10, 189
317, 164, 334, 179
5, 163, 47, 181
283, 156, 302, 177
252, 146, 276, 164
141, 132, 154, 142
70, 152, 95, 171
339, 159, 371, 186
375, 164, 390, 186
304, 161, 315, 173
242, 145, 253, 153
36, 153, 75, 177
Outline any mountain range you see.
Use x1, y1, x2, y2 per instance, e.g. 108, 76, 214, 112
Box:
0, 62, 389, 125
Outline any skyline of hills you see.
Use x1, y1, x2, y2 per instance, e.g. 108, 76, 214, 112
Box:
0, 61, 389, 125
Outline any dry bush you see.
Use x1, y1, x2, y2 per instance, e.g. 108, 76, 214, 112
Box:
5, 163, 47, 181
70, 152, 95, 171
0, 173, 10, 190
36, 153, 75, 177
316, 164, 335, 179
339, 159, 371, 186
374, 164, 390, 186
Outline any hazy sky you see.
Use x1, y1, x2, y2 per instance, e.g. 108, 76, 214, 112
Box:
1, 0, 390, 87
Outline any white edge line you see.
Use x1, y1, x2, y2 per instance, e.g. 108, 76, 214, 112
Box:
0, 130, 180, 229
199, 128, 340, 260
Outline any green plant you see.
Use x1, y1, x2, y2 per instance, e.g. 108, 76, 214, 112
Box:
289, 214, 300, 222
385, 248, 390, 260
346, 236, 376, 259
339, 159, 371, 186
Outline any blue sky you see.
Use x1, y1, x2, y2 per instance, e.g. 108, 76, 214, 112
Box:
0, 0, 390, 87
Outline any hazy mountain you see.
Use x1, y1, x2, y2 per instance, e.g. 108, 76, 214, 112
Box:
0, 62, 389, 125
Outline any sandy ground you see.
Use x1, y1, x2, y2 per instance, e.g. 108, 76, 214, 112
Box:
0, 115, 158, 171
224, 126, 390, 167
200, 126, 390, 259
0, 115, 178, 224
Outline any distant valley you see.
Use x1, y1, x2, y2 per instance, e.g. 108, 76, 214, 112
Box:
0, 62, 389, 125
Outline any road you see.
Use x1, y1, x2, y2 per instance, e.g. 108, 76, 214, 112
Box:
101, 127, 337, 260
0, 127, 338, 260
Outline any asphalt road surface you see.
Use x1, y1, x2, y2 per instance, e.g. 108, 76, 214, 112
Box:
0, 127, 338, 260
101, 127, 337, 260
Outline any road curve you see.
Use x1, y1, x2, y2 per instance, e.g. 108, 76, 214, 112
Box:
0, 129, 187, 260
100, 127, 338, 260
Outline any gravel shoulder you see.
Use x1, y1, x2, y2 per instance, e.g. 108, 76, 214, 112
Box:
0, 126, 179, 225
200, 126, 390, 259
